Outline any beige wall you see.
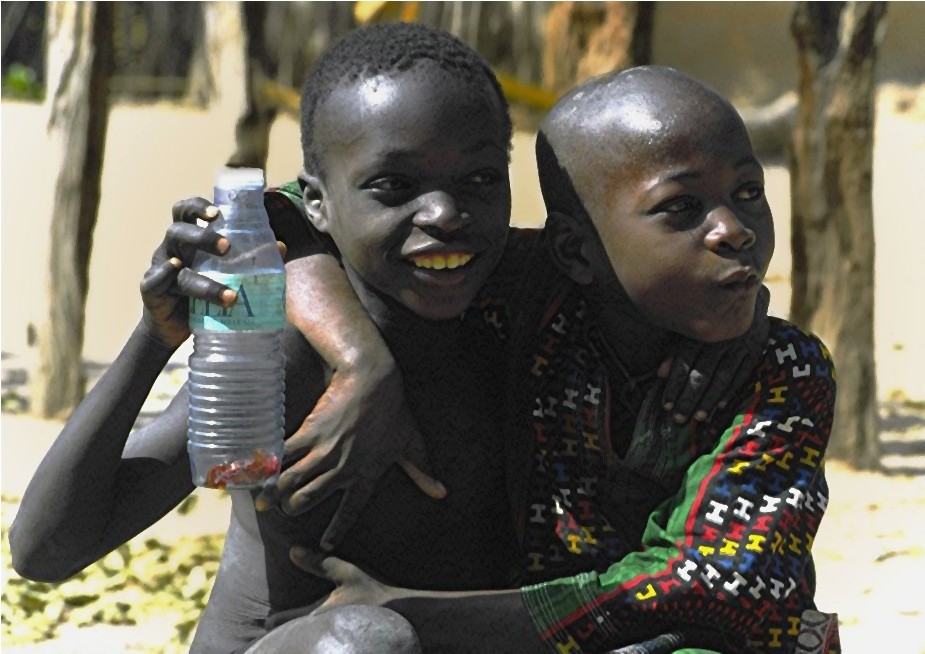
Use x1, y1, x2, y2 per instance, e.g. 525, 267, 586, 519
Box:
2, 2, 923, 400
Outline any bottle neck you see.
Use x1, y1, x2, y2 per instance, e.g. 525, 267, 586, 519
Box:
214, 187, 263, 210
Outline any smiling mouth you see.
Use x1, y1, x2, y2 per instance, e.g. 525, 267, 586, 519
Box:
408, 252, 473, 270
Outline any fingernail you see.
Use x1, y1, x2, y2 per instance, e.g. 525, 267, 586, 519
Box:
673, 413, 687, 424
216, 238, 230, 254
220, 289, 237, 307
168, 257, 183, 269
694, 410, 708, 422
663, 402, 674, 412
718, 401, 728, 409
291, 546, 308, 560
205, 205, 219, 219
254, 497, 268, 512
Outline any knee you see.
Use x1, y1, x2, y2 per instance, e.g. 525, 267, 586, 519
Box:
325, 605, 421, 654
250, 605, 421, 654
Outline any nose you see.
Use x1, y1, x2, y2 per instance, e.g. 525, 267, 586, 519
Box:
413, 191, 467, 233
704, 205, 757, 253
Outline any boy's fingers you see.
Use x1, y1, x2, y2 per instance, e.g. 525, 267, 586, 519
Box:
402, 429, 446, 499
319, 477, 377, 552
290, 546, 329, 576
280, 468, 341, 516
164, 222, 228, 260
176, 268, 237, 307
290, 547, 350, 583
398, 459, 446, 500
660, 355, 691, 413
140, 258, 182, 296
172, 197, 218, 224
690, 356, 737, 420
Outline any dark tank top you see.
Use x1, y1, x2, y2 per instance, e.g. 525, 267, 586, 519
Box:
190, 312, 519, 653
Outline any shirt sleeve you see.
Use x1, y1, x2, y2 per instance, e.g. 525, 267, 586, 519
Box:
521, 321, 837, 653
264, 180, 339, 260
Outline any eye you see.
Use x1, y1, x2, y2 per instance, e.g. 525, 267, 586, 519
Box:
366, 176, 412, 193
653, 196, 702, 215
464, 168, 502, 186
734, 183, 765, 202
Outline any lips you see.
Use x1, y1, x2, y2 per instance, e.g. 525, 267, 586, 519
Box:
718, 267, 760, 288
407, 252, 473, 271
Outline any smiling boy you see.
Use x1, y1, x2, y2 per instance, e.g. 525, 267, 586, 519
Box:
10, 23, 525, 654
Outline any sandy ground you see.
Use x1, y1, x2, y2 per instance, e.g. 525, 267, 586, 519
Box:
2, 76, 925, 654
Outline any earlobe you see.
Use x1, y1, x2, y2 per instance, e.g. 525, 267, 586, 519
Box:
546, 211, 597, 285
299, 172, 329, 233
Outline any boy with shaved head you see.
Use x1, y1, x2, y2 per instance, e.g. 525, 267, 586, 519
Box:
281, 66, 838, 654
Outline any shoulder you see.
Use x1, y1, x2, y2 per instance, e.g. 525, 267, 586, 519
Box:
745, 317, 836, 428
760, 317, 836, 383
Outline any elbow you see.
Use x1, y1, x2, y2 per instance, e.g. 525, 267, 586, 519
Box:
8, 520, 79, 583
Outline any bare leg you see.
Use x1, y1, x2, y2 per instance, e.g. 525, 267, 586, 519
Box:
244, 605, 422, 654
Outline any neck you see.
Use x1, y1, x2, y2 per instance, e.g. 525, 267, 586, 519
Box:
345, 267, 462, 352
583, 283, 674, 378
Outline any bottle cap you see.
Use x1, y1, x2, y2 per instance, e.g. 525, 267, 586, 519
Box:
214, 167, 265, 192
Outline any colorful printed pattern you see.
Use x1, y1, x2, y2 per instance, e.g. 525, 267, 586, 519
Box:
518, 284, 837, 654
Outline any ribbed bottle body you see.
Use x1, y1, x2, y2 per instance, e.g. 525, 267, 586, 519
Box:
187, 330, 285, 488
186, 168, 286, 489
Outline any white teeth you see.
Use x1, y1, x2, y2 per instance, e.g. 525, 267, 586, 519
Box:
411, 253, 472, 270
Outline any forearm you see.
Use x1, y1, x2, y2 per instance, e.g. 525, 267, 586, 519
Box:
9, 321, 190, 580
287, 254, 396, 380
388, 588, 546, 653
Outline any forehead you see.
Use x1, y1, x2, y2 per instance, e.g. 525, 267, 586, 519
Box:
313, 64, 507, 169
572, 97, 754, 197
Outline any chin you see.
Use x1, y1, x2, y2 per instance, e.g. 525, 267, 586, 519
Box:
680, 314, 754, 343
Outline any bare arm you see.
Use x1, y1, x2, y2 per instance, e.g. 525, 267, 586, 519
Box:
9, 326, 194, 581
9, 203, 235, 582
253, 194, 444, 551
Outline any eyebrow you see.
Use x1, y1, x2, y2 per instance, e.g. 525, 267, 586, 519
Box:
654, 155, 762, 184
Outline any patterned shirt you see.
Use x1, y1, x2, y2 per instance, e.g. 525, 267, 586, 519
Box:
505, 264, 837, 653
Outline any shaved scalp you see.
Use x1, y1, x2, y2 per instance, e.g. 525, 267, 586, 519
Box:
536, 66, 747, 223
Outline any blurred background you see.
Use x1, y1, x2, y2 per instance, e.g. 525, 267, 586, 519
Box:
2, 2, 924, 652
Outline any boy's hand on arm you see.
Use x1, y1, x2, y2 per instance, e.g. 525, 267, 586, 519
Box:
288, 547, 547, 653
255, 256, 445, 551
659, 285, 770, 422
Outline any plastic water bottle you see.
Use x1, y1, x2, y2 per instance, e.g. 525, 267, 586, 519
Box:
186, 167, 286, 489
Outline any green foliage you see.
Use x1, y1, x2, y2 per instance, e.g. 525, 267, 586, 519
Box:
1, 63, 44, 101
2, 497, 224, 651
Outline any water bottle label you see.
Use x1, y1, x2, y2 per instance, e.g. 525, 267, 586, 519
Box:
189, 272, 286, 331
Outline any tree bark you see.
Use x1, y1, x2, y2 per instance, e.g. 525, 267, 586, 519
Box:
542, 1, 654, 96
226, 2, 276, 169
789, 1, 887, 468
31, 2, 114, 419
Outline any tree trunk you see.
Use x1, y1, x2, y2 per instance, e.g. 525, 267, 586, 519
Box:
226, 2, 276, 169
542, 1, 654, 96
789, 1, 887, 468
31, 2, 114, 419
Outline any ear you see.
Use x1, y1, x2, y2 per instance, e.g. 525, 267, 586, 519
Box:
546, 211, 599, 285
299, 171, 330, 233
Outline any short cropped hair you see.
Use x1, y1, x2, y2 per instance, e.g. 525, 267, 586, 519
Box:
300, 22, 512, 175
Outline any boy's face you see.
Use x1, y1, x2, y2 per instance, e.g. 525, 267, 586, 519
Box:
306, 64, 511, 321
580, 106, 774, 342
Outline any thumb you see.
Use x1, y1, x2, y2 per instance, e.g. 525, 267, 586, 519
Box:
291, 546, 343, 579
